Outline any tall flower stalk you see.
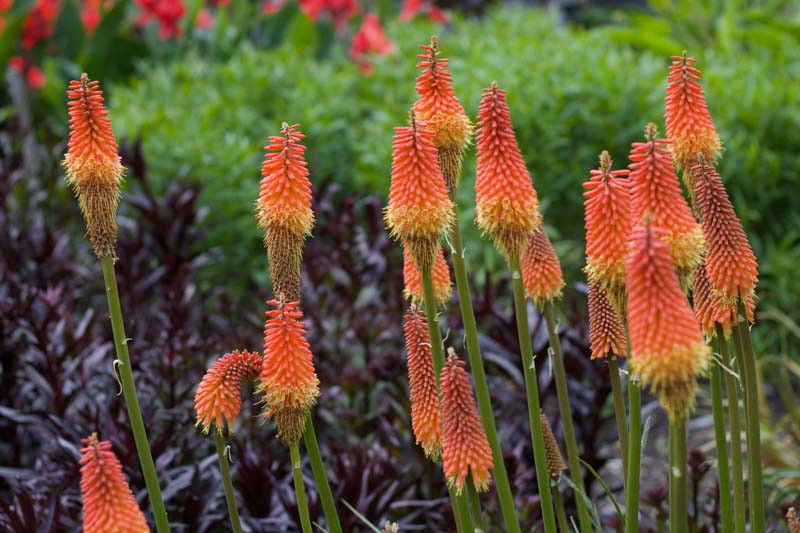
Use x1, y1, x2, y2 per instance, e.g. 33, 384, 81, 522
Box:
63, 74, 169, 532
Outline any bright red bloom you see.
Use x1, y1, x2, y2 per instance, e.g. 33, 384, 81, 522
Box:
426, 6, 448, 24
135, 0, 185, 39
194, 7, 213, 29
299, 0, 358, 29
399, 0, 448, 23
0, 0, 12, 11
262, 0, 286, 14
21, 0, 61, 49
79, 434, 149, 533
8, 56, 46, 89
403, 245, 451, 307
475, 82, 541, 260
588, 281, 627, 360
194, 350, 262, 434
80, 0, 105, 34
520, 227, 564, 307
350, 13, 394, 73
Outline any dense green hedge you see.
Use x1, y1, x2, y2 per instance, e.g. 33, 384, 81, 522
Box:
111, 7, 800, 352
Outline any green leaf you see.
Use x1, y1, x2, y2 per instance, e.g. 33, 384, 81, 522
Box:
340, 500, 382, 533
579, 458, 625, 527
84, 0, 130, 78
0, 12, 25, 68
53, 0, 85, 60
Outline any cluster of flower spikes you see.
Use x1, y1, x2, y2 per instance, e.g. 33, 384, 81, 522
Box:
384, 111, 454, 272
403, 308, 443, 459
194, 350, 263, 434
256, 123, 315, 303
62, 74, 125, 259
440, 349, 493, 494
628, 123, 704, 288
260, 299, 320, 445
539, 410, 567, 480
587, 281, 627, 360
412, 36, 472, 193
79, 433, 150, 533
625, 220, 711, 420
520, 226, 564, 308
403, 246, 452, 307
474, 82, 542, 261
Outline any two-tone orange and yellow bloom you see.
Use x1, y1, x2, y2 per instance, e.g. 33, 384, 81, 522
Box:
520, 227, 564, 307
403, 246, 452, 307
194, 349, 262, 434
588, 282, 627, 360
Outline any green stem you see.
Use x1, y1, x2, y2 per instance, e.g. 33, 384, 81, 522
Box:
100, 256, 170, 532
214, 432, 242, 533
290, 441, 312, 533
669, 415, 688, 533
710, 343, 733, 533
302, 417, 342, 533
543, 301, 592, 533
552, 480, 570, 533
466, 477, 486, 532
624, 375, 641, 533
608, 355, 629, 489
716, 324, 746, 533
509, 255, 557, 533
449, 217, 520, 533
448, 487, 465, 533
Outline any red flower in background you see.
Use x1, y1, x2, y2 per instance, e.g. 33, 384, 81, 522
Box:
22, 0, 61, 49
135, 0, 186, 39
400, 0, 449, 23
350, 13, 394, 73
195, 7, 213, 29
300, 0, 358, 29
9, 56, 46, 89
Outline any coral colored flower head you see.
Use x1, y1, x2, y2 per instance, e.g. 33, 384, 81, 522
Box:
260, 300, 320, 444
385, 112, 454, 271
63, 73, 125, 258
403, 245, 452, 307
475, 82, 541, 260
520, 227, 564, 307
588, 281, 627, 360
540, 410, 566, 480
628, 123, 704, 285
665, 52, 721, 175
583, 150, 632, 308
441, 349, 493, 494
194, 350, 262, 434
625, 221, 711, 420
403, 308, 443, 459
691, 261, 754, 337
79, 433, 149, 533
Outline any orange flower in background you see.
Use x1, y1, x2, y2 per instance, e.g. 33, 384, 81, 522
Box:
79, 434, 149, 533
403, 308, 443, 459
403, 246, 452, 307
625, 221, 710, 420
520, 227, 564, 307
63, 73, 125, 259
588, 282, 627, 360
583, 150, 631, 308
194, 350, 262, 434
260, 300, 320, 444
692, 163, 758, 317
665, 52, 721, 176
540, 410, 566, 480
628, 123, 703, 284
441, 349, 493, 494
475, 82, 541, 260
384, 112, 453, 271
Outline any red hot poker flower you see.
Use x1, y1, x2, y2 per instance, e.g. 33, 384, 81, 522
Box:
79, 433, 149, 533
194, 350, 262, 434
520, 227, 564, 307
403, 245, 452, 307
588, 281, 627, 360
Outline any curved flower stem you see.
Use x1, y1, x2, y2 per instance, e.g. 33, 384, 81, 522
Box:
509, 255, 557, 533
624, 374, 641, 533
466, 477, 485, 531
543, 301, 592, 533
552, 481, 570, 533
302, 417, 343, 533
214, 432, 242, 533
100, 255, 170, 533
608, 355, 628, 489
448, 216, 520, 533
290, 441, 313, 533
710, 340, 733, 533
669, 415, 688, 533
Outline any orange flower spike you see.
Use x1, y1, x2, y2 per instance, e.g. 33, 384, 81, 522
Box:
628, 123, 704, 284
692, 163, 758, 317
403, 308, 443, 459
520, 227, 564, 307
665, 51, 721, 175
403, 245, 452, 307
62, 73, 124, 258
441, 349, 493, 494
625, 221, 711, 420
384, 112, 454, 271
475, 82, 542, 260
79, 433, 149, 533
691, 261, 753, 336
588, 281, 627, 360
260, 299, 320, 444
194, 350, 262, 434
583, 150, 632, 308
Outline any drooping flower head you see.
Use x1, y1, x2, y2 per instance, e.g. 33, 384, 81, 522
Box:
665, 51, 721, 178
625, 220, 711, 420
628, 123, 704, 286
412, 36, 472, 192
441, 349, 493, 494
520, 226, 564, 307
475, 82, 542, 260
194, 350, 262, 434
691, 260, 754, 337
539, 410, 567, 480
256, 123, 315, 303
588, 281, 627, 360
583, 150, 632, 309
385, 112, 454, 271
79, 433, 149, 533
403, 308, 443, 459
403, 245, 452, 307
260, 300, 320, 444
62, 74, 125, 259
692, 163, 758, 319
